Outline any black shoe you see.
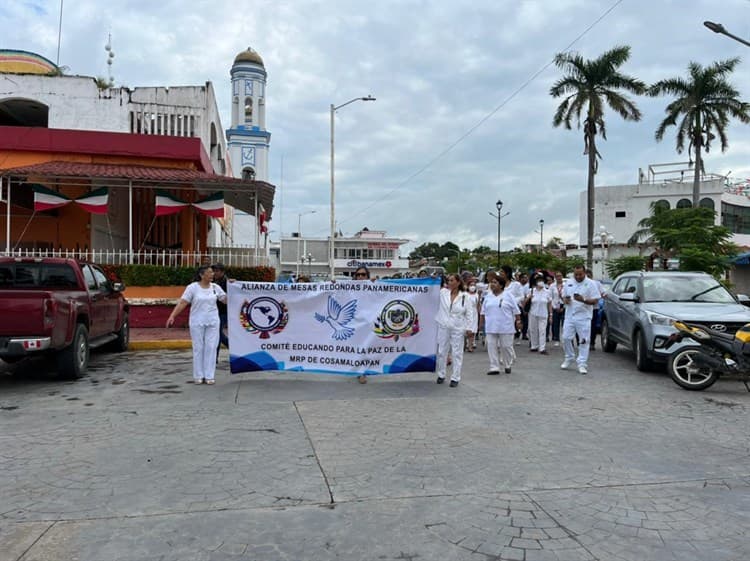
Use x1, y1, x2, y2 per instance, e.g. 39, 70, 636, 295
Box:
504, 367, 511, 374
436, 376, 445, 384
487, 370, 500, 375
449, 380, 458, 387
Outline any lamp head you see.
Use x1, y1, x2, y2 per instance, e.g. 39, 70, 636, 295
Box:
496, 200, 503, 211
704, 21, 725, 34
539, 219, 544, 226
361, 95, 376, 102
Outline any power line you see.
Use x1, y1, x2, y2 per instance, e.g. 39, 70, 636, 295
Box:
337, 0, 626, 229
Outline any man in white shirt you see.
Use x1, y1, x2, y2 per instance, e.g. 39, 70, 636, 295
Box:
561, 265, 601, 374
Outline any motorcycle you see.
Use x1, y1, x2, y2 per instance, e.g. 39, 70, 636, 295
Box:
664, 320, 750, 391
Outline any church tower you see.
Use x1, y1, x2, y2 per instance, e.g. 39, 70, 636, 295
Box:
227, 47, 270, 181
227, 47, 271, 244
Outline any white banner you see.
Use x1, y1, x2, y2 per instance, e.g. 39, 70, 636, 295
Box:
227, 279, 440, 376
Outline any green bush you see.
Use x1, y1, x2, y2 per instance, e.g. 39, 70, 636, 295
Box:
102, 264, 275, 286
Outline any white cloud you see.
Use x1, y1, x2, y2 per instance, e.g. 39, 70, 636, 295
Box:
3, 0, 750, 251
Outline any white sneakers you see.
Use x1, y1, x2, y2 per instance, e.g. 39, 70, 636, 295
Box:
560, 359, 573, 370
578, 365, 588, 375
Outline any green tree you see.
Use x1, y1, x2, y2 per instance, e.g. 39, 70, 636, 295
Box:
550, 45, 646, 270
629, 204, 736, 277
649, 58, 750, 206
605, 255, 646, 279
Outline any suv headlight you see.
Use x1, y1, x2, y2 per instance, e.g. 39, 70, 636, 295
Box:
644, 310, 676, 326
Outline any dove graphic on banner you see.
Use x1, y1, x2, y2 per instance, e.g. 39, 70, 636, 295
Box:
315, 295, 358, 341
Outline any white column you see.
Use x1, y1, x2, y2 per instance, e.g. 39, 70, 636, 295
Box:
4, 177, 10, 255
128, 181, 133, 264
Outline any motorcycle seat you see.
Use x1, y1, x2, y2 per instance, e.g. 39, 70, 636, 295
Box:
708, 330, 736, 342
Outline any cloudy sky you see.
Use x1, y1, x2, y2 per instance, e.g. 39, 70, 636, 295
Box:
3, 0, 750, 254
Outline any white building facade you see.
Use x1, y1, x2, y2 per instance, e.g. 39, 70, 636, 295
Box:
279, 228, 410, 280
576, 163, 750, 279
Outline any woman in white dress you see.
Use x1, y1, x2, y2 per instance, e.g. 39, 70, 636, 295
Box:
166, 265, 227, 385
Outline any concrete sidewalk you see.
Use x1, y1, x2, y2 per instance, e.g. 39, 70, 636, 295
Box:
129, 327, 192, 350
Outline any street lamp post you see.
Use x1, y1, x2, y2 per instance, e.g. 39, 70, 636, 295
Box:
704, 21, 750, 48
305, 252, 314, 277
539, 219, 545, 250
330, 95, 376, 280
445, 248, 461, 273
488, 200, 509, 268
296, 210, 316, 277
599, 225, 615, 279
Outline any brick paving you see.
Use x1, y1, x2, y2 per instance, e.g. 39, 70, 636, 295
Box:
1, 342, 749, 560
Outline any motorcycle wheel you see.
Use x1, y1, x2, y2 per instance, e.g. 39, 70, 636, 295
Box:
668, 348, 720, 391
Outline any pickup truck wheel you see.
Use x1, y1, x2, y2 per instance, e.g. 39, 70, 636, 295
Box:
111, 313, 129, 352
58, 324, 89, 379
601, 318, 617, 353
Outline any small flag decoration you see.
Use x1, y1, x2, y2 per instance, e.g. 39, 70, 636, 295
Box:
75, 187, 109, 214
155, 190, 189, 216
259, 203, 268, 233
192, 192, 224, 218
33, 184, 71, 212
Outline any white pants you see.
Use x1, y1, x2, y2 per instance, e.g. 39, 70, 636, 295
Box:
190, 323, 220, 381
486, 333, 515, 371
562, 316, 591, 368
436, 325, 465, 382
529, 314, 548, 351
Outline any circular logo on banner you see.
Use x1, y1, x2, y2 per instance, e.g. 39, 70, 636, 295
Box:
374, 299, 420, 341
240, 297, 288, 339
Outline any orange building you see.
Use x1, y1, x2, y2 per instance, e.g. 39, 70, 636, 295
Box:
0, 126, 274, 260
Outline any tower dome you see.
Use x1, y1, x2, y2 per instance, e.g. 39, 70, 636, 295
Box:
234, 47, 264, 67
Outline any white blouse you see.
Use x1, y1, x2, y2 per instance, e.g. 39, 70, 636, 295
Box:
436, 288, 474, 331
180, 282, 227, 326
481, 291, 518, 335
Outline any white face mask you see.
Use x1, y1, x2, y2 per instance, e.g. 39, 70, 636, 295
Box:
536, 282, 544, 288
469, 285, 477, 293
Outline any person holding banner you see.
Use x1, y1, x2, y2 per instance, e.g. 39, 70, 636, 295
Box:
480, 276, 521, 375
353, 265, 372, 384
435, 273, 475, 387
166, 265, 227, 385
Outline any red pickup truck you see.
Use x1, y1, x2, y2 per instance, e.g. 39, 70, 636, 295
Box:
0, 257, 129, 378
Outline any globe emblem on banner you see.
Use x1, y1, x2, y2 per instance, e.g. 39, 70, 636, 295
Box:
240, 297, 288, 339
374, 300, 420, 341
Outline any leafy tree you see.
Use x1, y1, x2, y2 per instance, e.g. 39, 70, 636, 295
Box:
550, 45, 646, 270
472, 245, 492, 255
409, 242, 441, 260
629, 204, 736, 277
605, 255, 646, 279
545, 236, 564, 250
649, 58, 750, 206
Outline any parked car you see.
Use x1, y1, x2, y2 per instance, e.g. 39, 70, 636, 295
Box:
0, 257, 129, 378
601, 271, 750, 371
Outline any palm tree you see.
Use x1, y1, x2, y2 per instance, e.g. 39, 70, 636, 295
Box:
550, 45, 646, 269
650, 58, 750, 207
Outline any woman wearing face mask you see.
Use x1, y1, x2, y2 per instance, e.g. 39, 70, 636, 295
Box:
528, 273, 553, 354
464, 279, 479, 352
480, 276, 521, 374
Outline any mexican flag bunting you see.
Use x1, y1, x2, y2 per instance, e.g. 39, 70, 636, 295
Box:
75, 187, 109, 214
155, 190, 189, 216
192, 192, 224, 218
33, 184, 71, 212
259, 203, 268, 233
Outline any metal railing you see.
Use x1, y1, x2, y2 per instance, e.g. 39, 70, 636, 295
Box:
0, 248, 269, 268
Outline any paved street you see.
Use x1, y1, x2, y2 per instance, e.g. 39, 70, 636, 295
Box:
1, 343, 749, 561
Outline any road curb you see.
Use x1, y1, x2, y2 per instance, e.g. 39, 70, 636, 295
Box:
128, 340, 193, 351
